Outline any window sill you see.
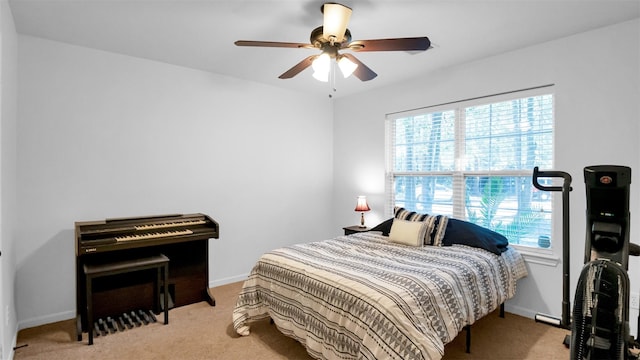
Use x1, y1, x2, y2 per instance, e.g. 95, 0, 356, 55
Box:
511, 244, 560, 267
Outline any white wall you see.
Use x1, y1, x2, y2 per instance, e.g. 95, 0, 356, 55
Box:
333, 19, 640, 328
0, 0, 18, 357
16, 35, 335, 328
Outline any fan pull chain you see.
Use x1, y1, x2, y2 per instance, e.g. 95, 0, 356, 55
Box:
329, 60, 337, 98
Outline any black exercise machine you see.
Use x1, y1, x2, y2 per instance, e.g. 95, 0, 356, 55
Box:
533, 165, 639, 360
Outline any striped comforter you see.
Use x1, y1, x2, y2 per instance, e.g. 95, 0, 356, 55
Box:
233, 232, 527, 360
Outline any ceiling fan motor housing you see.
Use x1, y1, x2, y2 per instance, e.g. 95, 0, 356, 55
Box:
311, 26, 352, 50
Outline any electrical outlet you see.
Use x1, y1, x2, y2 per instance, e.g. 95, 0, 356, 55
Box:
631, 292, 640, 310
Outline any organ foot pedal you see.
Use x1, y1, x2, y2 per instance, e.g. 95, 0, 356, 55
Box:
92, 310, 160, 338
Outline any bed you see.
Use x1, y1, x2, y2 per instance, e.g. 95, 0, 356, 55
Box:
233, 212, 528, 360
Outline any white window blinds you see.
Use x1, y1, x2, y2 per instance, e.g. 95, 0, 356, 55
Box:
386, 88, 554, 247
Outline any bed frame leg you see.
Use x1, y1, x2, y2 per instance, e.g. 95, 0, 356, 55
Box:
463, 304, 503, 354
465, 325, 471, 353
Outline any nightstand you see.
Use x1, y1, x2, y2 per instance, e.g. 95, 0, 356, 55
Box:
343, 225, 369, 235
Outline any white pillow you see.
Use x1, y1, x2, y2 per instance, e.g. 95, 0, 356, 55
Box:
388, 219, 427, 247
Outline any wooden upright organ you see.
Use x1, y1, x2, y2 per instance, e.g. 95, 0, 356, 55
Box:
75, 213, 219, 341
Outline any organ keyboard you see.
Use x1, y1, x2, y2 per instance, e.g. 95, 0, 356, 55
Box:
75, 213, 219, 341
115, 229, 193, 242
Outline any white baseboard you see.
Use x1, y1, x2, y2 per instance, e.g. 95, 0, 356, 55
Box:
6, 331, 16, 360
209, 273, 249, 288
504, 303, 539, 319
17, 310, 75, 331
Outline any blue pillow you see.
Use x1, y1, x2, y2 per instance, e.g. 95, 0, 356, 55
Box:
441, 218, 509, 255
368, 218, 393, 236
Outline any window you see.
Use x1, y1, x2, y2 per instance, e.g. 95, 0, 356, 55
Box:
386, 89, 554, 247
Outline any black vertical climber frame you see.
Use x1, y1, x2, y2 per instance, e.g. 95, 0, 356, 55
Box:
532, 166, 573, 329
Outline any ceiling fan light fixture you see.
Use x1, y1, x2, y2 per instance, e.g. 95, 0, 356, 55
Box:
322, 3, 352, 43
338, 55, 358, 78
312, 53, 331, 81
312, 70, 329, 82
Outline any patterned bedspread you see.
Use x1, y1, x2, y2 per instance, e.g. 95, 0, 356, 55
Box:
233, 232, 527, 360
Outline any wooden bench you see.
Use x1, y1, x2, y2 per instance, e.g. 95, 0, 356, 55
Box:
83, 254, 169, 345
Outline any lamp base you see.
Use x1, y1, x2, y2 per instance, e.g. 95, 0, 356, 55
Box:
359, 212, 366, 228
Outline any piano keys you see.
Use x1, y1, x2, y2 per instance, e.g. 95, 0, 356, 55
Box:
75, 213, 219, 341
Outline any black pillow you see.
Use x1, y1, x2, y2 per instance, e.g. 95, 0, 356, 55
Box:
441, 218, 509, 255
368, 218, 394, 236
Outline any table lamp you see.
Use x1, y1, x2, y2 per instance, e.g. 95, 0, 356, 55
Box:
354, 196, 371, 228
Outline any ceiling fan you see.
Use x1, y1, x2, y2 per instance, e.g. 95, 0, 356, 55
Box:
234, 2, 431, 82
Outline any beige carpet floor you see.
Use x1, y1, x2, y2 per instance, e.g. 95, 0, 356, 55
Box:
14, 281, 571, 359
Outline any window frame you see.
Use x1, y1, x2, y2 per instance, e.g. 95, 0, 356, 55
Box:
385, 86, 556, 254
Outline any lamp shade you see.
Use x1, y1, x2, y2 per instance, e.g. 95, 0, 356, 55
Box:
354, 196, 370, 212
312, 70, 329, 82
312, 53, 330, 82
322, 3, 352, 43
338, 55, 358, 78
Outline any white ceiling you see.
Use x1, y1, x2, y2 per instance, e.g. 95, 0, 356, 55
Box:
9, 0, 640, 98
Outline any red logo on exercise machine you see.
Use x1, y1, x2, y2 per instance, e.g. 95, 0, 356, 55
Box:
599, 175, 613, 185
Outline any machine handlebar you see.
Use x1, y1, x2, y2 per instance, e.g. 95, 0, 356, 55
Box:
533, 166, 573, 192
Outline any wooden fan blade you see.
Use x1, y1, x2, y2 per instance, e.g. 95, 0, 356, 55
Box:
235, 40, 314, 49
346, 37, 431, 52
279, 55, 316, 79
340, 54, 377, 81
